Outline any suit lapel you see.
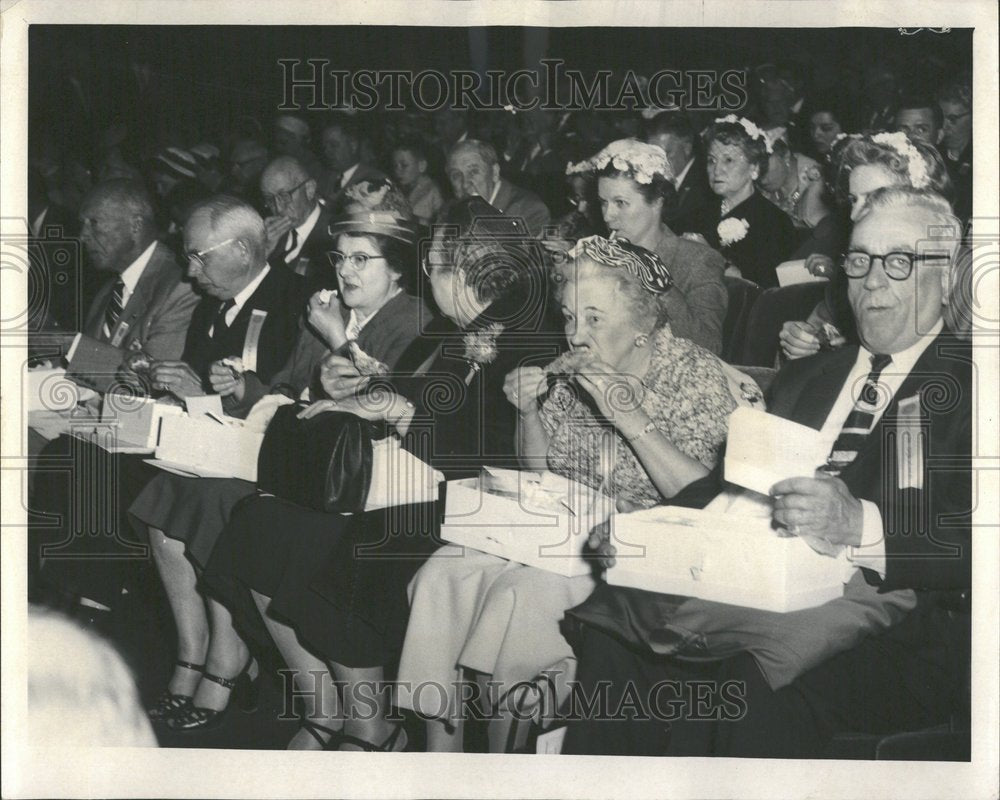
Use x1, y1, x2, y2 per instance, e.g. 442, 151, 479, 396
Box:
788, 347, 859, 430
491, 180, 514, 213
115, 245, 165, 332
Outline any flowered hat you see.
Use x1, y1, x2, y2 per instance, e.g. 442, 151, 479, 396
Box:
566, 139, 675, 185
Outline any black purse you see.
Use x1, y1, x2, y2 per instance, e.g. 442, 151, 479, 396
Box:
257, 404, 373, 513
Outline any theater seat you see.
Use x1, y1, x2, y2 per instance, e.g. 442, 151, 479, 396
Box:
721, 276, 761, 364
824, 722, 970, 761
739, 282, 829, 367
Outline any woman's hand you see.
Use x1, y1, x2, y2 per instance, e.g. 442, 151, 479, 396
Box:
149, 361, 205, 399
779, 320, 822, 360
571, 356, 646, 427
208, 359, 246, 400
502, 366, 547, 415
805, 253, 835, 279
319, 354, 370, 401
307, 289, 347, 347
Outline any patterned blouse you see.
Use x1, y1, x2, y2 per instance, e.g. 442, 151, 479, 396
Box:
539, 327, 735, 509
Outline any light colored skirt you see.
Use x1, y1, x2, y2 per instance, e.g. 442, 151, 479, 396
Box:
395, 544, 596, 721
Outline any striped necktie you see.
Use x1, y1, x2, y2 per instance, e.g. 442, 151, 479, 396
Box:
279, 228, 298, 263
101, 279, 125, 341
820, 353, 893, 476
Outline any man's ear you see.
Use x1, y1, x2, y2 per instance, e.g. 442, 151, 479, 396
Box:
304, 178, 317, 203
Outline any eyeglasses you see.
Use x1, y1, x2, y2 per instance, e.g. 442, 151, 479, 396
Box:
840, 250, 950, 280
185, 238, 236, 269
326, 251, 388, 270
263, 179, 309, 210
943, 110, 971, 124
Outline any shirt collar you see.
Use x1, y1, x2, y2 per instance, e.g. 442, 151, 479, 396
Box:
860, 317, 944, 375
488, 179, 502, 205
230, 263, 270, 314
340, 163, 360, 188
674, 157, 695, 189
119, 240, 158, 295
294, 203, 322, 242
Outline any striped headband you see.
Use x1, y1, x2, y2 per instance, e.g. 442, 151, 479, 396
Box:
568, 235, 673, 294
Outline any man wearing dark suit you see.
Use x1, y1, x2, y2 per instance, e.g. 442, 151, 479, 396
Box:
31, 196, 308, 620
444, 139, 551, 237
565, 187, 971, 758
261, 156, 335, 283
55, 179, 198, 393
318, 115, 388, 212
646, 112, 714, 237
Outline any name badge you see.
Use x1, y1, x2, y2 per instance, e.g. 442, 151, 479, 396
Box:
896, 392, 924, 490
242, 309, 268, 374
109, 321, 131, 348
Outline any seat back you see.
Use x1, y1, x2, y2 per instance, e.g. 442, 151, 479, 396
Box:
721, 276, 761, 364
740, 282, 829, 367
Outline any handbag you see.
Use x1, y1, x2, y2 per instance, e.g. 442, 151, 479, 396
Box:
257, 403, 373, 512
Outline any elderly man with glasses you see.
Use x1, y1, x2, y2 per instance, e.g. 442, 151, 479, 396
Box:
259, 155, 334, 280
565, 185, 972, 760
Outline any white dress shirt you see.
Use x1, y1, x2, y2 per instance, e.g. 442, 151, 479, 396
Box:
284, 203, 321, 262
208, 264, 270, 337
673, 157, 695, 191
339, 163, 360, 189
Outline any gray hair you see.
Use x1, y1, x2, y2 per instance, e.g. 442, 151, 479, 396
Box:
857, 186, 961, 251
188, 194, 268, 263
261, 155, 310, 185
448, 138, 499, 168
87, 178, 156, 234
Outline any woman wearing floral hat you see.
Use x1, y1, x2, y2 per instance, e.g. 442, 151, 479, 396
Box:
558, 138, 729, 355
697, 115, 799, 288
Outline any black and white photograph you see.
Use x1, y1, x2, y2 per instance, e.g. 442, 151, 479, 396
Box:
1, 1, 997, 797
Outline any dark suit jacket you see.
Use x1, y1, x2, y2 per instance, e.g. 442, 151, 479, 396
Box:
267, 202, 336, 284
69, 242, 198, 392
702, 191, 799, 289
181, 264, 310, 387
491, 179, 552, 238
665, 155, 714, 237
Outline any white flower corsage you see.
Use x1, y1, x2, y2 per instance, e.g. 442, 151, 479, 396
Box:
718, 217, 750, 247
870, 131, 930, 189
462, 322, 503, 383
566, 139, 674, 185
344, 180, 392, 210
714, 114, 773, 154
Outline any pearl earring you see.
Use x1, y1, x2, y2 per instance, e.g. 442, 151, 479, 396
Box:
634, 333, 649, 348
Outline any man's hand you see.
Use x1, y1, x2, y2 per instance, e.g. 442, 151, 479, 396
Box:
208, 359, 246, 400
319, 354, 370, 401
149, 361, 206, 399
586, 519, 617, 569
770, 473, 864, 555
779, 320, 822, 360
264, 215, 293, 254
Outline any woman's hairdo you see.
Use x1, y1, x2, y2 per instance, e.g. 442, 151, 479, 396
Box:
554, 236, 672, 331
832, 134, 954, 206
704, 120, 771, 179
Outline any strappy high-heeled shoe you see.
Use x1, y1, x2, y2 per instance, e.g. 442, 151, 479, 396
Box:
296, 720, 343, 750
148, 660, 204, 721
337, 724, 408, 752
166, 661, 259, 732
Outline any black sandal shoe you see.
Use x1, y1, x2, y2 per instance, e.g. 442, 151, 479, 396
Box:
148, 660, 204, 721
337, 725, 407, 752
165, 663, 259, 732
298, 720, 343, 750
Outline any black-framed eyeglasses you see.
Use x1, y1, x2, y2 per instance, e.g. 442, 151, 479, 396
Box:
263, 179, 309, 210
326, 251, 388, 270
943, 110, 971, 124
185, 237, 236, 270
840, 250, 950, 280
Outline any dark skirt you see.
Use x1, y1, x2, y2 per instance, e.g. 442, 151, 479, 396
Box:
128, 473, 255, 568
202, 495, 442, 669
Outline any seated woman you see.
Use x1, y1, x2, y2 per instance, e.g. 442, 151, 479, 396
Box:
780, 132, 954, 360
695, 115, 799, 289
563, 139, 729, 355
396, 236, 760, 752
757, 137, 829, 230
131, 204, 426, 735
200, 202, 559, 750
804, 93, 857, 162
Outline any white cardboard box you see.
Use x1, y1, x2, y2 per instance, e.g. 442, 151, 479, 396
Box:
149, 413, 265, 481
439, 468, 612, 577
606, 503, 848, 612
98, 396, 185, 451
24, 366, 96, 412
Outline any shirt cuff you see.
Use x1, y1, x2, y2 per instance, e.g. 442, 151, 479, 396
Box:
847, 499, 887, 579
65, 333, 83, 362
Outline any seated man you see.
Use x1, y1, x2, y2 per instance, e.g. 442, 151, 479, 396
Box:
565, 186, 971, 758
317, 114, 387, 212
443, 139, 551, 237
260, 155, 333, 280
46, 179, 198, 393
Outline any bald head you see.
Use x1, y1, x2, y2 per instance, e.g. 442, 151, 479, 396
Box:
78, 179, 158, 272
184, 195, 267, 299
